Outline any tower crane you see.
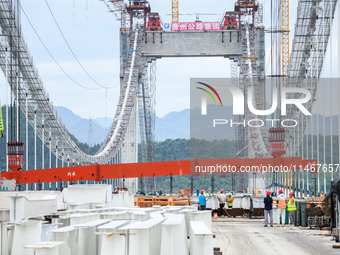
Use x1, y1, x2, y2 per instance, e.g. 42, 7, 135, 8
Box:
171, 0, 179, 23
282, 0, 289, 78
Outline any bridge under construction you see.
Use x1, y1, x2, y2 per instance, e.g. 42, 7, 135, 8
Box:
0, 0, 339, 254
0, 0, 337, 193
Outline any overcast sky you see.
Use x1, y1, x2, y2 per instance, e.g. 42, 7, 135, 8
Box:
0, 0, 339, 118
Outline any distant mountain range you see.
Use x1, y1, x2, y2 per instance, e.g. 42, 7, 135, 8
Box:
55, 107, 108, 145
55, 106, 338, 145
154, 109, 189, 141
55, 106, 190, 145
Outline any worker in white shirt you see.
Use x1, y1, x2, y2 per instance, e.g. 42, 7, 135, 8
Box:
217, 189, 227, 217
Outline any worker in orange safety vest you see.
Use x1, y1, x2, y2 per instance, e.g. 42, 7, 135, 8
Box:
277, 189, 286, 226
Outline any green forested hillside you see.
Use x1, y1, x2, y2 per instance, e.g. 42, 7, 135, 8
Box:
139, 139, 238, 193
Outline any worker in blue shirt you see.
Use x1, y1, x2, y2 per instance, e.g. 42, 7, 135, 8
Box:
264, 190, 273, 227
199, 190, 207, 210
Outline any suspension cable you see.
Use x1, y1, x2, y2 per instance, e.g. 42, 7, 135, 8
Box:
322, 0, 327, 194
305, 78, 309, 196
329, 0, 334, 183
338, 0, 340, 181
19, 2, 102, 91
44, 0, 115, 90
316, 6, 320, 196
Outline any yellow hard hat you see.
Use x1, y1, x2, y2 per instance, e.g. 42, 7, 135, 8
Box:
228, 193, 232, 196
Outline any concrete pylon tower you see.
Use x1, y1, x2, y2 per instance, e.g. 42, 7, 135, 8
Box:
120, 99, 138, 194
119, 30, 139, 195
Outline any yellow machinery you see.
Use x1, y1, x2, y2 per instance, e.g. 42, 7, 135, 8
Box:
171, 0, 179, 23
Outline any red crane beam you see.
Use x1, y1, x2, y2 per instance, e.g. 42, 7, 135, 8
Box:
0, 157, 317, 184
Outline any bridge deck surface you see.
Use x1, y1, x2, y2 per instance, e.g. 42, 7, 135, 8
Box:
212, 218, 335, 255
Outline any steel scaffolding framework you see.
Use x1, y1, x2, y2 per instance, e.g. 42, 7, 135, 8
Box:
284, 0, 337, 157
0, 0, 144, 166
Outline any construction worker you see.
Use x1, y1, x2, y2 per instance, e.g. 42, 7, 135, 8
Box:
227, 193, 233, 208
287, 192, 297, 226
264, 190, 273, 227
217, 189, 226, 217
59, 180, 63, 192
199, 190, 207, 210
277, 189, 286, 226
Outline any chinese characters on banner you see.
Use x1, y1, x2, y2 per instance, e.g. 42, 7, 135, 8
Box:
170, 22, 220, 31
